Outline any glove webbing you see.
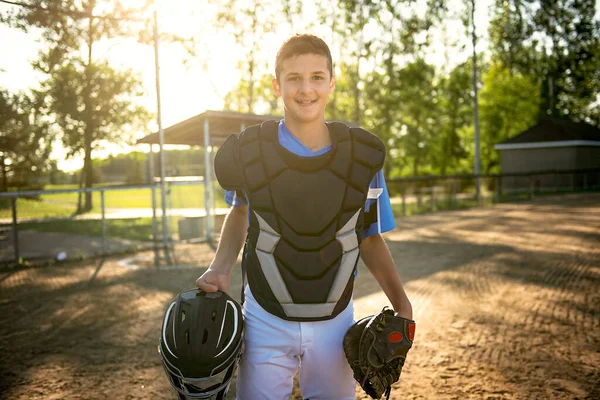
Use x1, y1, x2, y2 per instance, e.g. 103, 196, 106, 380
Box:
363, 360, 401, 400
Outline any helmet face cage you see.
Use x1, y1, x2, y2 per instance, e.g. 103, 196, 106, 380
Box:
158, 290, 244, 400
161, 357, 238, 399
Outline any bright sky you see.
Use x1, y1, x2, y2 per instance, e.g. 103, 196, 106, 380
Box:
0, 0, 512, 172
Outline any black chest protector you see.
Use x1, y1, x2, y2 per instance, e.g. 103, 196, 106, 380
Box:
214, 120, 385, 321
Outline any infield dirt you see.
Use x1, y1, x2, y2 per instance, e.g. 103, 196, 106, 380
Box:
1, 193, 598, 399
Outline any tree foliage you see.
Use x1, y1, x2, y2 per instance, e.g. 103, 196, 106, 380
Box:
478, 63, 540, 173
0, 89, 54, 191
3, 0, 598, 188
489, 0, 600, 123
223, 73, 281, 115
2, 0, 152, 211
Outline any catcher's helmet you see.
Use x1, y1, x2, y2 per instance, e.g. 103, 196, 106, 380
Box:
158, 289, 243, 399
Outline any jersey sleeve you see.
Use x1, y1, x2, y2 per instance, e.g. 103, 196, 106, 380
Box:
362, 170, 396, 238
224, 190, 248, 207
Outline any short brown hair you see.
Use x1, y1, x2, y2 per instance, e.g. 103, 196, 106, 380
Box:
274, 34, 333, 81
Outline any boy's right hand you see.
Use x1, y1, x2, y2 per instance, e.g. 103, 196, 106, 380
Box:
195, 267, 231, 294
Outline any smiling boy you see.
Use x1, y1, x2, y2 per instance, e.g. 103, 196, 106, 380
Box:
196, 34, 412, 400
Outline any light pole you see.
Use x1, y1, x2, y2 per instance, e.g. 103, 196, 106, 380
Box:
153, 4, 172, 264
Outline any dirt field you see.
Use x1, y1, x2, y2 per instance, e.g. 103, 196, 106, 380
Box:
1, 193, 599, 400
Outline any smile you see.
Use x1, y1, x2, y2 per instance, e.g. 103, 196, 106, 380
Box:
296, 99, 317, 105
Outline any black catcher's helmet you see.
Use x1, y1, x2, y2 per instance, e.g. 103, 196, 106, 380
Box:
158, 289, 244, 399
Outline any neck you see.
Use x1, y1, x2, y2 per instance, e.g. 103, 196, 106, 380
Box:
284, 118, 330, 151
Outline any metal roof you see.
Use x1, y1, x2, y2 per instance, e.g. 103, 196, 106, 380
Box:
136, 109, 361, 146
137, 110, 282, 146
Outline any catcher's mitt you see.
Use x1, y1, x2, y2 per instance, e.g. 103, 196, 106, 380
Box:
343, 307, 415, 399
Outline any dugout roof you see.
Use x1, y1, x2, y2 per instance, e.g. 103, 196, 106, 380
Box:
496, 119, 600, 147
137, 110, 282, 146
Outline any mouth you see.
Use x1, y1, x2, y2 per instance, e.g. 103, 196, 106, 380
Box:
296, 99, 317, 106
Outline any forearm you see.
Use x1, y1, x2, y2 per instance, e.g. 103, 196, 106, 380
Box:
210, 205, 249, 274
360, 234, 413, 319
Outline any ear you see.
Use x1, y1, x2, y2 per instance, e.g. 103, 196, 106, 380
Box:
328, 75, 335, 94
272, 78, 281, 97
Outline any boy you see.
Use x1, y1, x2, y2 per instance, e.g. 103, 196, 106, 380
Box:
196, 34, 412, 400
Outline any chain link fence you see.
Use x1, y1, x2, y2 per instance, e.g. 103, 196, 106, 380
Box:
386, 168, 600, 216
0, 179, 227, 266
1, 168, 598, 266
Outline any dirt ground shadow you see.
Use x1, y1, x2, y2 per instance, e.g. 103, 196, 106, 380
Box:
0, 193, 598, 399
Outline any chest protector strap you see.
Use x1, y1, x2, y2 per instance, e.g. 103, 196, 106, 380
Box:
215, 120, 385, 321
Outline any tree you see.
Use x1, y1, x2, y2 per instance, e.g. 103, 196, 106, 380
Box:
0, 89, 53, 191
40, 59, 148, 200
433, 62, 473, 175
394, 59, 439, 176
2, 0, 152, 211
489, 0, 600, 123
478, 63, 540, 173
213, 0, 277, 113
325, 61, 360, 124
223, 73, 281, 115
363, 58, 440, 177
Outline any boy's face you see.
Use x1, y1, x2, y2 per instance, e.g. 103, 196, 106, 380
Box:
272, 53, 334, 125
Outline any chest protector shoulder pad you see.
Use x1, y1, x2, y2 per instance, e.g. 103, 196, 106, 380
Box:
214, 120, 385, 321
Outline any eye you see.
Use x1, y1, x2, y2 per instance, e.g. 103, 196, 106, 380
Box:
312, 76, 324, 80
288, 76, 300, 82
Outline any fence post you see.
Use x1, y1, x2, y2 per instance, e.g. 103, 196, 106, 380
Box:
495, 176, 500, 203
401, 189, 406, 216
166, 182, 173, 240
430, 182, 435, 212
11, 197, 20, 264
101, 190, 107, 255
529, 176, 534, 200
478, 176, 484, 206
451, 178, 457, 209
570, 174, 575, 192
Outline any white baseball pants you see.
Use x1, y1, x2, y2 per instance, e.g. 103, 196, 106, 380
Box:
236, 287, 356, 400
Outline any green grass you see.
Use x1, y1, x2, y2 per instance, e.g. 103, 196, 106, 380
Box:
0, 184, 229, 220
17, 217, 166, 242
0, 197, 77, 219
391, 196, 495, 217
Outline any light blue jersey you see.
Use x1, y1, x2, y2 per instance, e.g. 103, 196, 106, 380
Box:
224, 120, 396, 238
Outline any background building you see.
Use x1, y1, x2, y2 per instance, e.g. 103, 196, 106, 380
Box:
495, 119, 600, 193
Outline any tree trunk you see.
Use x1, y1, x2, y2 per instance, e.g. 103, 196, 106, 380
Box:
77, 168, 84, 213
0, 154, 7, 192
82, 1, 96, 212
83, 134, 93, 211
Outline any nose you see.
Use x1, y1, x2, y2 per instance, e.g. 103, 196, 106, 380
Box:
299, 79, 312, 93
